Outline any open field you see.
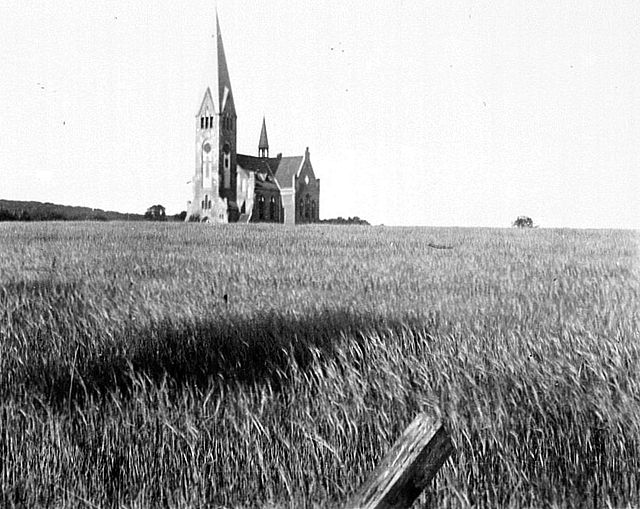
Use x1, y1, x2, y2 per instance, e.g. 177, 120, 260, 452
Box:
1, 222, 638, 508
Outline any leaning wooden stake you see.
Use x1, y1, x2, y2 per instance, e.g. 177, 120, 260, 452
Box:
346, 413, 454, 509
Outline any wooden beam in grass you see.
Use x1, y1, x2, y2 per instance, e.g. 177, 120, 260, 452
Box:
346, 413, 453, 509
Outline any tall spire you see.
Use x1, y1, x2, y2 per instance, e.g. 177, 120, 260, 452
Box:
258, 116, 269, 157
213, 10, 235, 115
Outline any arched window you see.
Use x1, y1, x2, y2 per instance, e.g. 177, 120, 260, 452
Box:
299, 198, 304, 220
269, 196, 276, 221
200, 117, 204, 129
311, 200, 316, 221
304, 194, 311, 220
258, 194, 265, 220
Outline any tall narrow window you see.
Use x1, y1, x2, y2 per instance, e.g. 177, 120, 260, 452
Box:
270, 196, 276, 221
299, 198, 304, 219
258, 195, 265, 220
209, 116, 213, 128
223, 143, 230, 189
200, 117, 204, 129
305, 194, 311, 220
311, 200, 316, 221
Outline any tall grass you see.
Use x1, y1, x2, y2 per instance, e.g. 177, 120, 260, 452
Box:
0, 222, 638, 508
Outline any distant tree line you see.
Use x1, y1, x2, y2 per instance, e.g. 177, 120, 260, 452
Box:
0, 206, 108, 221
1, 198, 361, 225
0, 200, 145, 222
319, 216, 370, 225
0, 208, 34, 221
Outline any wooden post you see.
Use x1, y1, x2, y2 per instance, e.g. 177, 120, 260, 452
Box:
346, 413, 453, 509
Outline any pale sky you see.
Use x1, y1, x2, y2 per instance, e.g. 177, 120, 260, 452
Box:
1, 1, 638, 228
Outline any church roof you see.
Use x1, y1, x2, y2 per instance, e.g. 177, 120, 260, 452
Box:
258, 117, 269, 150
237, 153, 303, 190
273, 156, 303, 189
237, 154, 280, 191
237, 154, 274, 174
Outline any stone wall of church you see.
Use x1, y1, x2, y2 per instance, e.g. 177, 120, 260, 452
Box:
236, 167, 255, 217
280, 189, 295, 225
250, 188, 283, 223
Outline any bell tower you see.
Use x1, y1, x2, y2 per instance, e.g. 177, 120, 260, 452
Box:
187, 11, 238, 223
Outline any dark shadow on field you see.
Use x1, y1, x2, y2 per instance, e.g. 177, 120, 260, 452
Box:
13, 305, 435, 408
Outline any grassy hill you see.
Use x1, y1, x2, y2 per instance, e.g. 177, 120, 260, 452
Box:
0, 199, 145, 221
0, 223, 638, 507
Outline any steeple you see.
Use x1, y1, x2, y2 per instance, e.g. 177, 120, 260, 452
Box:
258, 116, 269, 157
213, 10, 235, 116
188, 10, 238, 224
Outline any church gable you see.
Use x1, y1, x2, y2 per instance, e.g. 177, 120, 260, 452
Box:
294, 147, 320, 224
296, 155, 317, 184
197, 87, 216, 117
220, 87, 235, 118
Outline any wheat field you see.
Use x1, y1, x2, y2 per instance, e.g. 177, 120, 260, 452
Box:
0, 222, 638, 508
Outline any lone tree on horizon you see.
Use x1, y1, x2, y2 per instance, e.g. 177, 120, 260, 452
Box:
145, 205, 167, 222
513, 215, 534, 228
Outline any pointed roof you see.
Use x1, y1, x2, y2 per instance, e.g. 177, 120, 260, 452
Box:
211, 11, 235, 115
196, 87, 214, 116
273, 156, 304, 189
258, 117, 269, 151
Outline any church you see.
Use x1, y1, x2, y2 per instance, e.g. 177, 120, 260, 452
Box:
186, 13, 320, 224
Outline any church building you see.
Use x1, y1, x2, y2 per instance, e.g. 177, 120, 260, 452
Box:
186, 13, 320, 224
